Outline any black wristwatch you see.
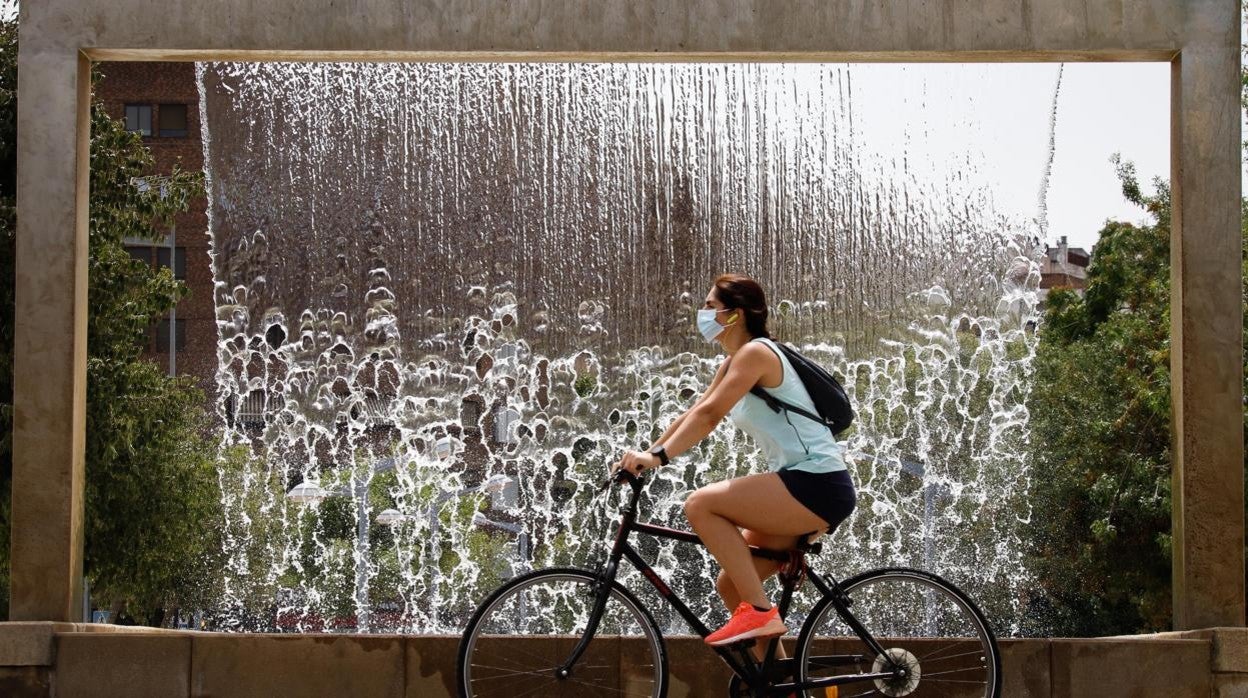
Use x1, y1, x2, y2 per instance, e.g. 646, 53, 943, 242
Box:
648, 445, 670, 467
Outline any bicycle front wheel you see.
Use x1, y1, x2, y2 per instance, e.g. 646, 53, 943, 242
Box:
457, 567, 668, 698
794, 567, 1001, 698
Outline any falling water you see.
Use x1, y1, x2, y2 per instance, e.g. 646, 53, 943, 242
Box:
1036, 64, 1065, 240
198, 62, 1042, 635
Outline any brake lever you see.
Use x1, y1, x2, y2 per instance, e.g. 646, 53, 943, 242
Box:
596, 468, 639, 494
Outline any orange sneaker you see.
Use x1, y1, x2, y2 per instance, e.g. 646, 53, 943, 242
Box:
705, 602, 787, 646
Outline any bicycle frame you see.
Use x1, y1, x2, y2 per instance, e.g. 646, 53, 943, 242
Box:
558, 473, 900, 697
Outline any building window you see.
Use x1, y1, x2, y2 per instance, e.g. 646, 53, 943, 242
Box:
126, 245, 152, 265
124, 105, 152, 136
158, 104, 188, 137
156, 246, 187, 279
126, 245, 187, 280
154, 318, 186, 353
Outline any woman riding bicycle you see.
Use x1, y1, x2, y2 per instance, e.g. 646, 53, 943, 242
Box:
613, 273, 857, 653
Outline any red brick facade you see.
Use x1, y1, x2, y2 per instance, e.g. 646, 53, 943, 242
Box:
1038, 235, 1092, 301
96, 62, 217, 394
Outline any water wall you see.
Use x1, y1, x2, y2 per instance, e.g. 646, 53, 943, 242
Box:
199, 62, 1042, 634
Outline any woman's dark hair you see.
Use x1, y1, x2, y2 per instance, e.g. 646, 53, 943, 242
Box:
712, 273, 771, 339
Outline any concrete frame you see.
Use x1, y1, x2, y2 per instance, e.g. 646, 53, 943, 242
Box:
12, 1, 1242, 630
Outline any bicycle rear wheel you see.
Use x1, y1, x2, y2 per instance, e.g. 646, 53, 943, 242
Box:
794, 567, 1001, 698
457, 567, 668, 698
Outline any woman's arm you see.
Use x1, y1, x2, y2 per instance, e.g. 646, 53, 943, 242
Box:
646, 359, 731, 449
617, 343, 770, 474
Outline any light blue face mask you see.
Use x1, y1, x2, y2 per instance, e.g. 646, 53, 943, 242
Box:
696, 308, 736, 343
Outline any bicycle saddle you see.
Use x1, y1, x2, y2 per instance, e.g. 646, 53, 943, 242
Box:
796, 534, 823, 555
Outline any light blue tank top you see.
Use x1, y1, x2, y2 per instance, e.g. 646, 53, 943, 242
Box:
728, 338, 847, 474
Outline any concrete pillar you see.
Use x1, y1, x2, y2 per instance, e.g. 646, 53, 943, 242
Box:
9, 40, 90, 620
1170, 0, 1245, 630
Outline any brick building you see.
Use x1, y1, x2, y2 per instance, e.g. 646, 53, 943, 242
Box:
1038, 235, 1091, 301
96, 62, 217, 392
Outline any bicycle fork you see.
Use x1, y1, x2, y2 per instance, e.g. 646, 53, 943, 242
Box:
553, 558, 620, 680
555, 480, 642, 680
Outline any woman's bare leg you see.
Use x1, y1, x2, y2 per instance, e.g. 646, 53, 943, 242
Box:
685, 472, 827, 657
715, 529, 794, 662
713, 532, 785, 609
685, 472, 826, 608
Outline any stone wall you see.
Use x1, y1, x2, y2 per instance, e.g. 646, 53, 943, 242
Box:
0, 623, 1245, 697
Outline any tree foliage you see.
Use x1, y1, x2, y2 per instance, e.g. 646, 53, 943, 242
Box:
1026, 159, 1248, 636
0, 17, 223, 621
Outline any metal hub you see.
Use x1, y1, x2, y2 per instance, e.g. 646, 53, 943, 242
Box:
872, 647, 921, 697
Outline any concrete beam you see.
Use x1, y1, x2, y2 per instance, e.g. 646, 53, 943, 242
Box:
1170, 0, 1245, 631
81, 49, 1180, 64
9, 30, 89, 621
29, 1, 1181, 62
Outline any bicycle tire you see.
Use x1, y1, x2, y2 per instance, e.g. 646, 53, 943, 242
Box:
457, 567, 669, 698
794, 567, 1001, 698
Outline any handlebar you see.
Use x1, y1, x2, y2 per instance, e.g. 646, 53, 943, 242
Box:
598, 468, 643, 494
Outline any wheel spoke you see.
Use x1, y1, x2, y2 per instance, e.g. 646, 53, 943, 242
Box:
470, 665, 562, 679
796, 570, 999, 698
465, 678, 556, 698
461, 570, 664, 698
508, 679, 570, 698
923, 669, 988, 679
473, 645, 567, 671
920, 645, 984, 663
923, 644, 978, 664
561, 675, 661, 696
474, 643, 561, 668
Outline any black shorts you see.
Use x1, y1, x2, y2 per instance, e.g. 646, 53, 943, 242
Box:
777, 468, 856, 533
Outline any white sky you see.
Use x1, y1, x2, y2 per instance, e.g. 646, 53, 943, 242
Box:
1047, 63, 1171, 251
847, 62, 1171, 253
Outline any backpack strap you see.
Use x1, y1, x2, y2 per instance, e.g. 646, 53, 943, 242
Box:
749, 386, 831, 427
748, 340, 833, 428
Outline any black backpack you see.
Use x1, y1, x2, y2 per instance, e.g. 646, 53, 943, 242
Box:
749, 340, 854, 436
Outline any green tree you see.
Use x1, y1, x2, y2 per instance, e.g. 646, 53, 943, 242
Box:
0, 17, 224, 622
1026, 156, 1248, 636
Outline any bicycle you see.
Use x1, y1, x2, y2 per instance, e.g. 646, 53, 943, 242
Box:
457, 470, 1001, 697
